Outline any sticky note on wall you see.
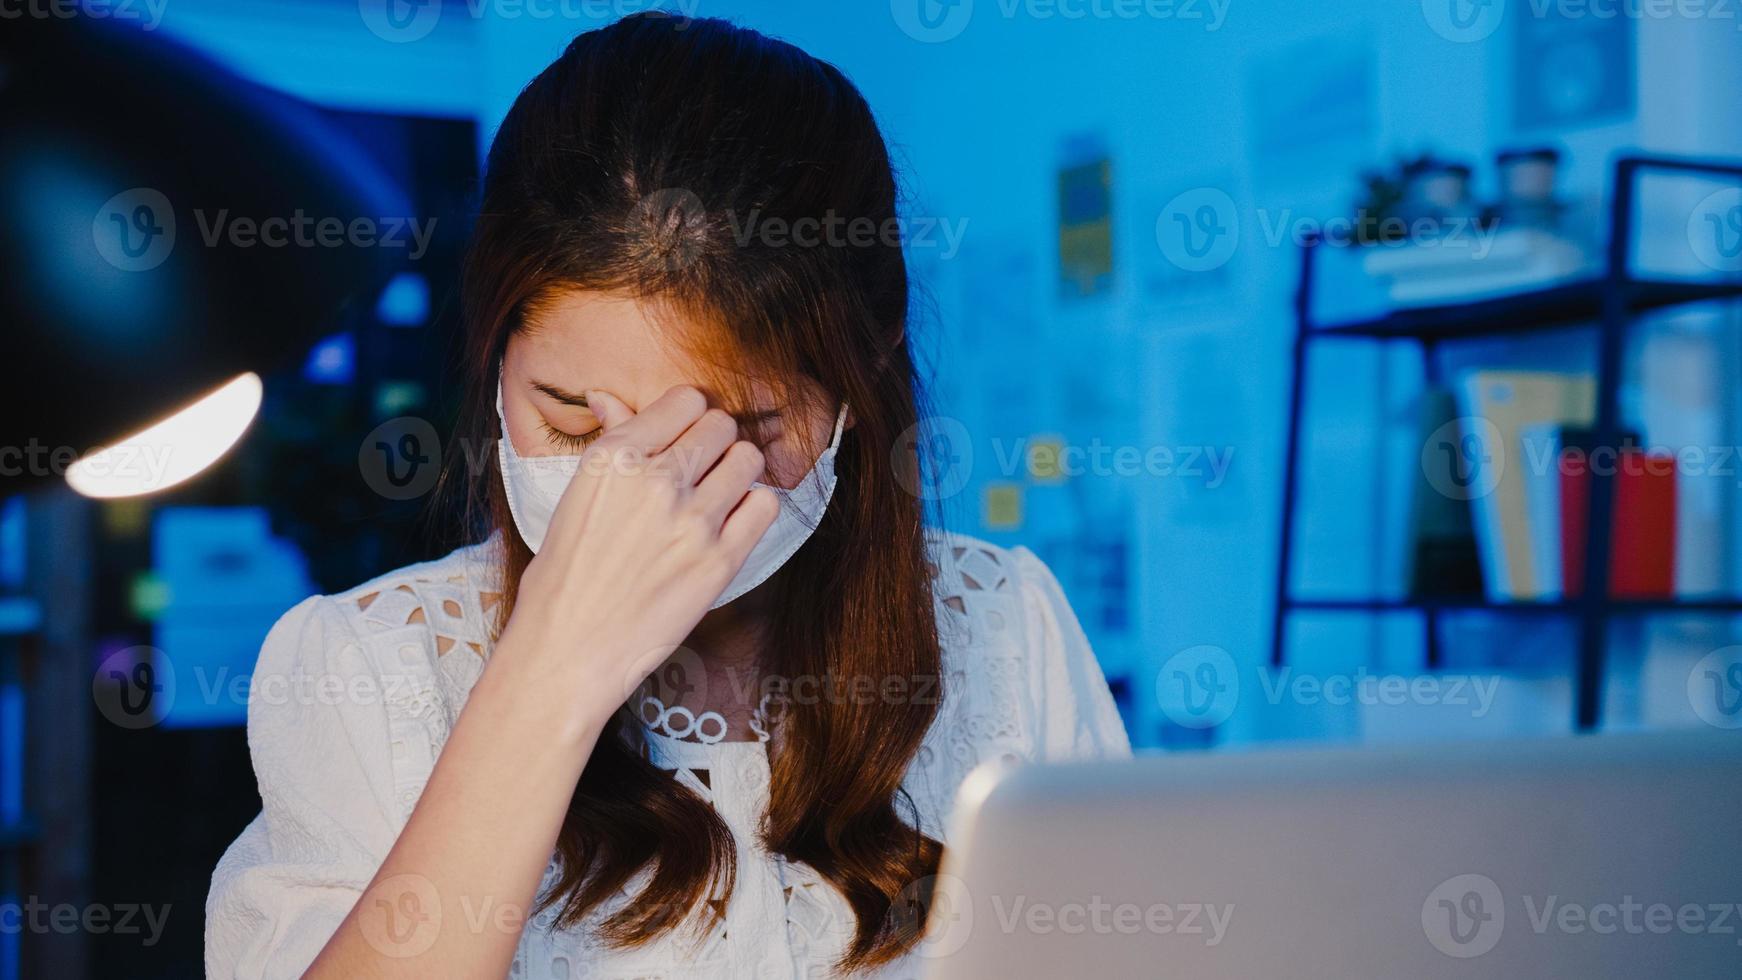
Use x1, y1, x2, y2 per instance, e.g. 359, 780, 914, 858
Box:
983, 483, 1023, 530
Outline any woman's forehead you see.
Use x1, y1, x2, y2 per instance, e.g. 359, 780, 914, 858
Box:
509, 291, 789, 413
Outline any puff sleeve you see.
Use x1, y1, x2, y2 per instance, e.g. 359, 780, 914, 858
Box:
1010, 546, 1133, 761
205, 595, 402, 979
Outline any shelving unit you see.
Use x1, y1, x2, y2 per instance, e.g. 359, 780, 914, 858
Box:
0, 587, 37, 980
1272, 154, 1742, 732
0, 493, 94, 979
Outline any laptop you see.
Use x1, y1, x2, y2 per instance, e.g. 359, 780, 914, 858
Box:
917, 730, 1742, 978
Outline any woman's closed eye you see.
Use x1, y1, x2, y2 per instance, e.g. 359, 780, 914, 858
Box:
539, 419, 602, 451
734, 410, 783, 447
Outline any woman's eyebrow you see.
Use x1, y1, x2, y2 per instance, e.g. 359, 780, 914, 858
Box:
529, 381, 590, 406
734, 407, 783, 425
531, 380, 782, 422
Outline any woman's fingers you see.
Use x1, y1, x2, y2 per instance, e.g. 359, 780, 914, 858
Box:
595, 385, 708, 457
585, 389, 633, 431
664, 409, 739, 486
717, 485, 781, 559
693, 440, 767, 524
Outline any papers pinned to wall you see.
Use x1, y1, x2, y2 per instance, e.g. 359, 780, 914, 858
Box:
1058, 142, 1114, 300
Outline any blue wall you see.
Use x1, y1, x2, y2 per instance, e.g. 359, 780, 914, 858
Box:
157, 0, 1742, 747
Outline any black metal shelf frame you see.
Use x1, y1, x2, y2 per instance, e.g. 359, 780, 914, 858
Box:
1271, 154, 1742, 732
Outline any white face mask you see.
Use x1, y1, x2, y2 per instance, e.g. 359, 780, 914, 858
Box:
496, 382, 848, 608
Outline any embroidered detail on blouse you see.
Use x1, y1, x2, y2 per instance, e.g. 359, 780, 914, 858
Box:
639, 693, 730, 744
745, 690, 783, 743
637, 688, 784, 745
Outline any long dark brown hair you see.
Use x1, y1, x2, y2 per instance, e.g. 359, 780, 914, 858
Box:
446, 13, 943, 972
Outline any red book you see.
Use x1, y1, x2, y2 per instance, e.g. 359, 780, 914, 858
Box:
1560, 447, 1676, 597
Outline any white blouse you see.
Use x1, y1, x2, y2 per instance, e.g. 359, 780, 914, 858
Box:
205, 529, 1131, 979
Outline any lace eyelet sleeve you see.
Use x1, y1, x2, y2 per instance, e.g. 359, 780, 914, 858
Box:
205, 595, 401, 979
1009, 546, 1133, 761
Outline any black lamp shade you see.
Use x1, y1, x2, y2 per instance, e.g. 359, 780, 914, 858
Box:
0, 15, 405, 487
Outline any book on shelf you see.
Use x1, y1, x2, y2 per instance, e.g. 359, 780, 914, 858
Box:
1406, 387, 1486, 598
0, 681, 20, 828
1558, 431, 1677, 598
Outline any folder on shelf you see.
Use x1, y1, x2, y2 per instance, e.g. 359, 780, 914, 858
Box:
1456, 371, 1594, 601
1519, 422, 1565, 597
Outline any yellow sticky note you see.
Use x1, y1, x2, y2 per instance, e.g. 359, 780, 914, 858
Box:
983, 483, 1023, 530
103, 499, 150, 537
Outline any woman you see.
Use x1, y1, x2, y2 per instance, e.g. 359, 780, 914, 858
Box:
207, 13, 1128, 979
